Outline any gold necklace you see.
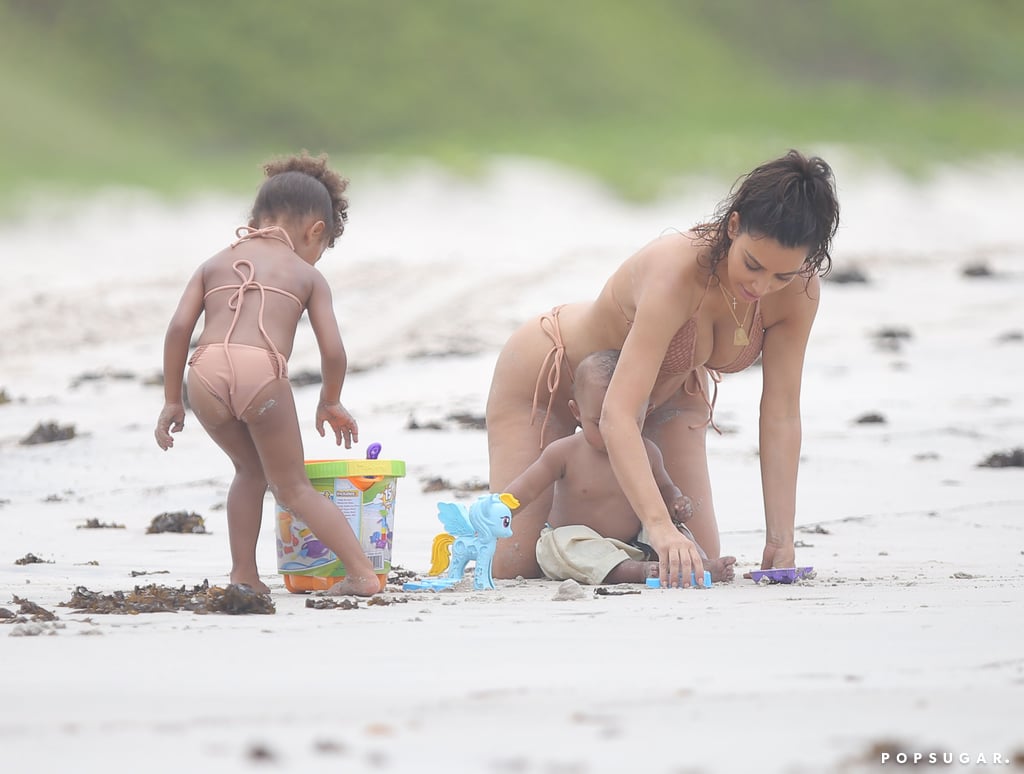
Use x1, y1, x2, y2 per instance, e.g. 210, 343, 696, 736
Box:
719, 283, 751, 346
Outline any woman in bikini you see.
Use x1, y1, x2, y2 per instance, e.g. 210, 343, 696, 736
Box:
155, 152, 380, 596
486, 150, 840, 587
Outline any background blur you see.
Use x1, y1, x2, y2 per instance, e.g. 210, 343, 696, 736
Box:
2, 0, 1022, 201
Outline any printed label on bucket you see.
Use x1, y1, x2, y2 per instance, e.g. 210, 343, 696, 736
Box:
276, 472, 398, 578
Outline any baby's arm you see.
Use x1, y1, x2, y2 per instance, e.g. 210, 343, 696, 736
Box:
307, 271, 357, 448
155, 267, 205, 450
503, 439, 568, 513
645, 439, 693, 524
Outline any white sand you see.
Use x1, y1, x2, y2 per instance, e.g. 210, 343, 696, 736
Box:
1, 156, 1023, 773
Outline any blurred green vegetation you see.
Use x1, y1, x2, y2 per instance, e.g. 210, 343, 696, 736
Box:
1, 0, 1022, 199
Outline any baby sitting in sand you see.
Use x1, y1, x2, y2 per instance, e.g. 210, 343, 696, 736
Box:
502, 349, 736, 586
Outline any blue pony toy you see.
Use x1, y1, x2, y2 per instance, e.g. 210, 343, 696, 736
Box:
428, 492, 517, 590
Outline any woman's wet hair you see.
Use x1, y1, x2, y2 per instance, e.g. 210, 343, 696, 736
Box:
250, 151, 349, 248
694, 149, 840, 277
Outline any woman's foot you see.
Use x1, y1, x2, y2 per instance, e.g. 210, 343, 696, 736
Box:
326, 574, 381, 597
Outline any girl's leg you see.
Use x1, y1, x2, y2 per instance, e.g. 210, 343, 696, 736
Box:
186, 371, 270, 591
241, 381, 380, 596
486, 323, 577, 579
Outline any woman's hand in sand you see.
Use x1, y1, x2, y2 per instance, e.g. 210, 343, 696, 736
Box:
155, 402, 186, 450
317, 400, 359, 448
759, 540, 796, 571
648, 520, 705, 588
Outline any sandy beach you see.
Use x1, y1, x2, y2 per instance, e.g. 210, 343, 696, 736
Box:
1, 156, 1022, 773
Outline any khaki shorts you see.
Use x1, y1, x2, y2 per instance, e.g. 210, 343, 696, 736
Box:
536, 525, 647, 585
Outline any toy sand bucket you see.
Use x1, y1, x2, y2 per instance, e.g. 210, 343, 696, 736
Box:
275, 454, 405, 593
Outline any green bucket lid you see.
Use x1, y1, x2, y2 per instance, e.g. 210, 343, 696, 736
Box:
303, 459, 406, 479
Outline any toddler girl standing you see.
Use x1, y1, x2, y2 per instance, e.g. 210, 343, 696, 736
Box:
155, 152, 379, 596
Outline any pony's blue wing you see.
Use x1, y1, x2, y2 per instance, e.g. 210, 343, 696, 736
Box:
437, 503, 474, 537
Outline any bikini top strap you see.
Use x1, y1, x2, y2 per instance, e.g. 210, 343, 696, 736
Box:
232, 225, 296, 251
693, 272, 715, 313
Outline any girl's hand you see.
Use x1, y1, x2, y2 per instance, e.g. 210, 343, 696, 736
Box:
155, 403, 186, 450
317, 401, 359, 448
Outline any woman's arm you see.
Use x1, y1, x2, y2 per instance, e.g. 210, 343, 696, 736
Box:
758, 274, 820, 569
600, 241, 706, 586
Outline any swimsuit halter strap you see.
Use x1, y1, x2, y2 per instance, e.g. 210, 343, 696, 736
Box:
232, 224, 296, 251
695, 272, 715, 311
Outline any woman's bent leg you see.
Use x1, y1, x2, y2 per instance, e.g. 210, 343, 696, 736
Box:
486, 321, 577, 579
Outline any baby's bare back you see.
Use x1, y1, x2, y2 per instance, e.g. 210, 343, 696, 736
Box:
546, 436, 642, 542
196, 241, 317, 359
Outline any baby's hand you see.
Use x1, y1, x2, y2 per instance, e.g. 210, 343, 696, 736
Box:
671, 494, 694, 524
317, 401, 359, 448
155, 403, 186, 450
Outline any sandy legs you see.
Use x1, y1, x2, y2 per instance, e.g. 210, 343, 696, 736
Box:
186, 371, 380, 597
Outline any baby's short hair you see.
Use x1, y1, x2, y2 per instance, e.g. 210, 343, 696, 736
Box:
574, 349, 620, 398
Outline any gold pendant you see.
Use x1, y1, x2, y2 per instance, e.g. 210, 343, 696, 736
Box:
734, 327, 749, 347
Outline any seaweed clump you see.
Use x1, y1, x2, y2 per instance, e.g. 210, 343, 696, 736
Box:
206, 584, 275, 614
0, 596, 60, 624
62, 581, 274, 615
977, 448, 1024, 468
78, 518, 126, 530
146, 511, 207, 534
14, 553, 53, 565
20, 422, 76, 445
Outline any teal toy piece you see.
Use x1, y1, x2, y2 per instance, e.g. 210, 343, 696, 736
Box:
427, 492, 517, 590
645, 570, 713, 588
403, 577, 461, 591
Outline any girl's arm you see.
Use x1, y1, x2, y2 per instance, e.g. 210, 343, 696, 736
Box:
306, 271, 357, 447
758, 274, 820, 569
155, 268, 205, 450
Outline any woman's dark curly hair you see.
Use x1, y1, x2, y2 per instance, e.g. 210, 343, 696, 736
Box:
250, 151, 349, 248
693, 150, 839, 278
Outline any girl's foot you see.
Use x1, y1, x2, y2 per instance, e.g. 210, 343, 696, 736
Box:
326, 574, 381, 597
230, 572, 271, 594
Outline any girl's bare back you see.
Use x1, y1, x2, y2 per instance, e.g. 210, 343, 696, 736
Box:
196, 233, 319, 359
